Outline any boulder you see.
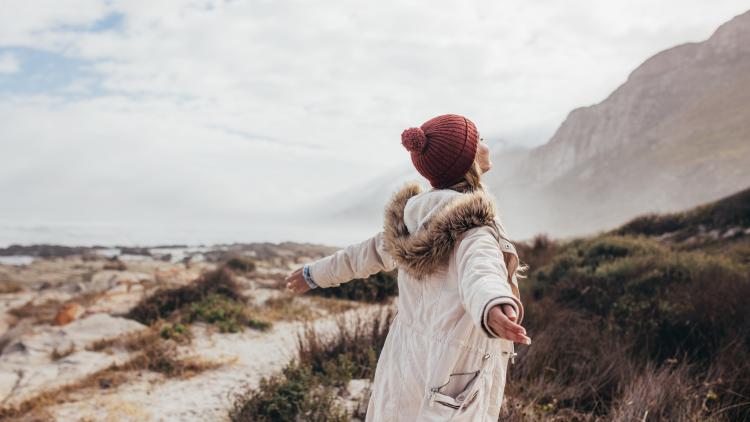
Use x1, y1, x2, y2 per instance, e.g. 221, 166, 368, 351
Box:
1, 314, 146, 364
0, 369, 19, 402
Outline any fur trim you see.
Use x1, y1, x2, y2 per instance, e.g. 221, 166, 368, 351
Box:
382, 181, 502, 280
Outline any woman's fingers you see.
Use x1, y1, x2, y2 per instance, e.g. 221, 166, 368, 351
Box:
507, 318, 526, 334
489, 321, 529, 344
501, 304, 517, 321
285, 267, 310, 294
489, 305, 531, 344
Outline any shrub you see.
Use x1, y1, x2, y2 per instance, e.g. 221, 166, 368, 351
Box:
615, 213, 685, 237
535, 236, 750, 362
510, 229, 750, 420
224, 256, 257, 273
231, 364, 349, 422
159, 322, 191, 342
127, 267, 244, 325
230, 307, 395, 421
515, 233, 560, 273
89, 328, 219, 377
187, 293, 271, 333
505, 298, 637, 415
615, 185, 750, 237
309, 270, 397, 303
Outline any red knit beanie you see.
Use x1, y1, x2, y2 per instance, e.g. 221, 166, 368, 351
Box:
401, 114, 479, 188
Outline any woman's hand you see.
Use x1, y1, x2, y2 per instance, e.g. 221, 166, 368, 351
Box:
487, 304, 531, 345
285, 267, 311, 294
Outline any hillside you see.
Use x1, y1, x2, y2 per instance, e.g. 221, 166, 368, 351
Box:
493, 9, 750, 238
499, 184, 750, 420
614, 184, 750, 239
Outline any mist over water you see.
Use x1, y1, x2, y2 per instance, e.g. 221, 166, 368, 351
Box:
0, 220, 378, 249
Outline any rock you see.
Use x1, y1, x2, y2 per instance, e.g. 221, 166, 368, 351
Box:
336, 378, 372, 417
88, 271, 151, 294
0, 314, 146, 405
0, 369, 19, 402
2, 350, 127, 406
86, 282, 147, 315
53, 303, 84, 326
1, 314, 146, 364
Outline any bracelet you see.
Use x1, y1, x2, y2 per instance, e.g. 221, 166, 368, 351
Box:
302, 264, 320, 289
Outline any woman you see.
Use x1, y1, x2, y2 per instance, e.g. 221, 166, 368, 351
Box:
285, 114, 532, 421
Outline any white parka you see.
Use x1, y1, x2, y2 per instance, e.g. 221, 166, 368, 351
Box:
309, 181, 525, 421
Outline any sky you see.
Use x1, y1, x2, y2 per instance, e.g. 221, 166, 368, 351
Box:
0, 0, 747, 246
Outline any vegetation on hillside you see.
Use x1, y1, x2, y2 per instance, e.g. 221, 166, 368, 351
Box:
309, 269, 398, 303
614, 185, 750, 240
504, 186, 750, 421
127, 266, 271, 333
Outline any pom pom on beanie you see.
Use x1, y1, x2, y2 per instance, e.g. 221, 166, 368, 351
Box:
401, 127, 428, 153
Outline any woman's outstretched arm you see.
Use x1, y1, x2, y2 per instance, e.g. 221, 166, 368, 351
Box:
286, 230, 396, 292
454, 225, 531, 344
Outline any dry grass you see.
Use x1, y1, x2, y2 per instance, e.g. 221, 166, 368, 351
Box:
0, 326, 223, 421
8, 291, 108, 328
230, 307, 395, 421
259, 294, 355, 319
102, 258, 127, 271
87, 326, 219, 376
0, 280, 25, 294
258, 295, 316, 322
307, 296, 360, 315
0, 350, 219, 421
49, 344, 76, 360
9, 299, 62, 325
0, 365, 131, 421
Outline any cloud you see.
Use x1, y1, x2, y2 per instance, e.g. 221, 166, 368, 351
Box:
0, 52, 19, 73
0, 0, 747, 244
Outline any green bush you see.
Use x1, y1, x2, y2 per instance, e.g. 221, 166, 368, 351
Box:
127, 266, 272, 333
309, 270, 398, 303
187, 293, 271, 333
534, 235, 750, 362
127, 267, 244, 325
159, 322, 190, 341
231, 364, 349, 422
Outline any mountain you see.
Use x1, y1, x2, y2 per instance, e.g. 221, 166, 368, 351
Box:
491, 9, 750, 238
309, 10, 750, 241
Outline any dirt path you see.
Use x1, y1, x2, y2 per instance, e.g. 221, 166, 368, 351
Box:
47, 304, 385, 422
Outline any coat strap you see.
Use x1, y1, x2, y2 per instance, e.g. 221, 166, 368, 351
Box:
488, 220, 523, 304
446, 353, 492, 420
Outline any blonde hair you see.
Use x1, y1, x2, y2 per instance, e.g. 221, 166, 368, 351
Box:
444, 157, 530, 279
443, 159, 484, 193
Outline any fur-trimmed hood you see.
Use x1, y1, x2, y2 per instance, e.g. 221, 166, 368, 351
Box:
382, 181, 518, 281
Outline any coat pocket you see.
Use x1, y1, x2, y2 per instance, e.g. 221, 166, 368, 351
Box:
429, 369, 483, 410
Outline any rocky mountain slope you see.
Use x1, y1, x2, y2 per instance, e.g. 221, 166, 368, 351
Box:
488, 9, 750, 238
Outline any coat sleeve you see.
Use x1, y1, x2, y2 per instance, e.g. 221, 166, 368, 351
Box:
307, 231, 397, 288
453, 225, 525, 338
